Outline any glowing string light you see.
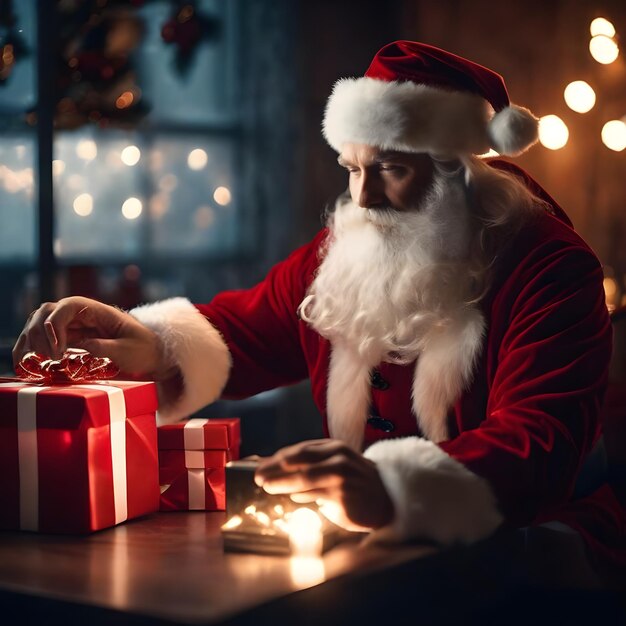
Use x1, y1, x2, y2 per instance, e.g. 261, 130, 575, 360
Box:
589, 35, 619, 64
563, 81, 596, 113
590, 17, 616, 38
601, 120, 626, 152
538, 115, 569, 150
121, 197, 142, 220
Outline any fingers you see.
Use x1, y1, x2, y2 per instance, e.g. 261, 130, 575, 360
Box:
254, 439, 395, 531
239, 454, 264, 463
79, 337, 125, 362
261, 462, 345, 495
79, 337, 151, 377
256, 439, 357, 482
14, 297, 165, 381
12, 332, 28, 369
13, 296, 130, 366
44, 321, 59, 350
13, 302, 57, 363
289, 489, 328, 504
45, 297, 109, 353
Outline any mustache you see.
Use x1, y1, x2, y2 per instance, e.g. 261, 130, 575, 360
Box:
364, 207, 407, 229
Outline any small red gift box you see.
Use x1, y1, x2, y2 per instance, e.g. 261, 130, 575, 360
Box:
0, 380, 160, 534
158, 418, 240, 511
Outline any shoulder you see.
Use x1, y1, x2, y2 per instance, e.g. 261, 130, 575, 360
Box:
483, 159, 602, 286
486, 158, 573, 227
485, 210, 608, 344
508, 210, 599, 273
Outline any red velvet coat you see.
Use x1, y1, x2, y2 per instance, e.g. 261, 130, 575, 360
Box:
195, 162, 624, 576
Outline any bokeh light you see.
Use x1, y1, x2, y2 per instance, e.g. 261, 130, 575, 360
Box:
187, 148, 208, 170
590, 17, 616, 38
121, 197, 142, 220
0, 166, 34, 194
123, 264, 141, 281
150, 150, 164, 172
601, 120, 626, 152
76, 139, 97, 161
159, 174, 178, 192
73, 193, 93, 217
121, 145, 141, 166
52, 160, 66, 177
538, 115, 569, 150
149, 193, 170, 220
213, 186, 232, 206
194, 205, 215, 229
563, 81, 596, 113
589, 35, 619, 64
116, 91, 134, 109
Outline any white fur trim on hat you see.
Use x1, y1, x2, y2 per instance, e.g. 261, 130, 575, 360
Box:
323, 77, 537, 157
130, 297, 231, 424
364, 437, 503, 545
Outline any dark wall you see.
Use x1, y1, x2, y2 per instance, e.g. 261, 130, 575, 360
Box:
291, 0, 404, 245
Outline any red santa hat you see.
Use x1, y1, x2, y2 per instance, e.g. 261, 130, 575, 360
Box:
323, 40, 538, 158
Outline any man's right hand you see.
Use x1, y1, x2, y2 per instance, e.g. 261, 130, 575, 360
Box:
12, 296, 173, 380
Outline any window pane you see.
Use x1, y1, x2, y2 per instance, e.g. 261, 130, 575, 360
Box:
54, 128, 145, 260
136, 0, 239, 126
54, 129, 241, 261
0, 134, 36, 261
149, 135, 239, 256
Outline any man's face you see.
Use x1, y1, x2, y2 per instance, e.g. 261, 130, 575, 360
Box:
338, 143, 434, 212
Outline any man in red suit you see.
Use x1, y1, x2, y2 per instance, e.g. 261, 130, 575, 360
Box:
14, 42, 624, 578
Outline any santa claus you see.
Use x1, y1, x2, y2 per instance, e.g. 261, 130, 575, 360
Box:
15, 41, 624, 577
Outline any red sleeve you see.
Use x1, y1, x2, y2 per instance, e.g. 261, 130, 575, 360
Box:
440, 234, 612, 526
195, 230, 327, 399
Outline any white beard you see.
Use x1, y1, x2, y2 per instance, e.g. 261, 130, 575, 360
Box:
299, 169, 476, 367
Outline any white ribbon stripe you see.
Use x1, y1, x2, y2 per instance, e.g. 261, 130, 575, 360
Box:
183, 419, 209, 509
184, 450, 205, 468
17, 386, 43, 531
183, 418, 209, 449
187, 469, 206, 510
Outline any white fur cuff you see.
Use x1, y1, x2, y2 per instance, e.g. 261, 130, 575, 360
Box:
364, 437, 503, 545
130, 297, 231, 424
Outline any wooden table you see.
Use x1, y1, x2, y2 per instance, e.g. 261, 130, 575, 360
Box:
0, 512, 622, 626
0, 512, 435, 625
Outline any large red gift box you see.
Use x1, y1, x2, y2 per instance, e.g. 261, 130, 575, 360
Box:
158, 418, 240, 511
0, 380, 159, 533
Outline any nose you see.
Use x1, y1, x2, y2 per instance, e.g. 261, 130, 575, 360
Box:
354, 171, 386, 208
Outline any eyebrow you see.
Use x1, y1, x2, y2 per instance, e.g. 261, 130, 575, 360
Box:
337, 151, 405, 167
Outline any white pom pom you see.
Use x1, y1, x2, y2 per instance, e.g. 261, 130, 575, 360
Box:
489, 105, 538, 156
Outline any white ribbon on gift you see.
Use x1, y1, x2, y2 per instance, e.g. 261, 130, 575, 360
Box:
79, 384, 128, 525
17, 387, 40, 531
184, 419, 209, 510
0, 382, 42, 530
0, 382, 128, 529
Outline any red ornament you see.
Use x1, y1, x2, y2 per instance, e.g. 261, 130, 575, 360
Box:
160, 6, 206, 56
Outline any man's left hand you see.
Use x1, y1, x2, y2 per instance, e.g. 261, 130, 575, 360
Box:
254, 439, 394, 532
